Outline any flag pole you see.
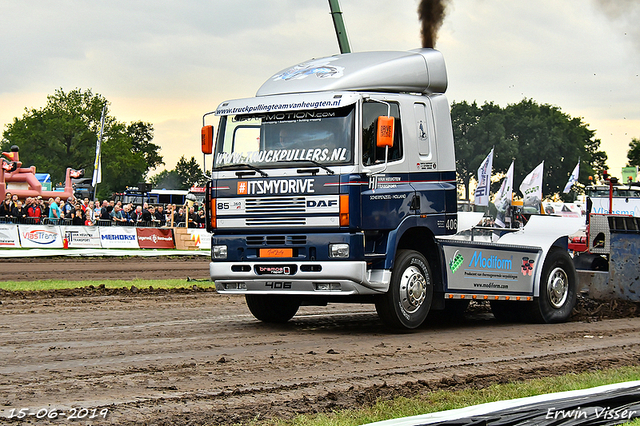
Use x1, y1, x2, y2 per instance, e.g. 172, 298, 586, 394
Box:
92, 105, 106, 202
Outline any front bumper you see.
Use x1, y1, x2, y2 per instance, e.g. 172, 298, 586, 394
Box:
211, 260, 391, 295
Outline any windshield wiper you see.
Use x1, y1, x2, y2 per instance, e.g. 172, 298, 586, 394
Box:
288, 160, 335, 175
214, 163, 269, 177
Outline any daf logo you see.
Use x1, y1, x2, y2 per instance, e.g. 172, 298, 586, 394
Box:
306, 199, 337, 208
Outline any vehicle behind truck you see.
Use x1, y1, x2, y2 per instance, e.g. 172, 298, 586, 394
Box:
200, 49, 581, 329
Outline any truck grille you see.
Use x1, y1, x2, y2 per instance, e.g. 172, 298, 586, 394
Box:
246, 235, 307, 246
245, 197, 306, 213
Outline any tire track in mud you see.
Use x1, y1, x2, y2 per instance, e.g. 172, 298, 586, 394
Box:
1, 290, 639, 425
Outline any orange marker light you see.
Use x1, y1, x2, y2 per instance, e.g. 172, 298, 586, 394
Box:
339, 194, 349, 226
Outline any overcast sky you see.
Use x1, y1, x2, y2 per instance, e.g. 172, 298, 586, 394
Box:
1, 0, 638, 181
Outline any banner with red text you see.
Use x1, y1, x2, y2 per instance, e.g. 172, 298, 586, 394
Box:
0, 224, 20, 248
19, 225, 64, 248
136, 228, 175, 249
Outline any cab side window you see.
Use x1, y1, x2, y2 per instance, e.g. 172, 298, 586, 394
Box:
362, 101, 402, 166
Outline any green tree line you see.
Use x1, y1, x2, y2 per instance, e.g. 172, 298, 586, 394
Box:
1, 88, 205, 199
3, 89, 636, 202
452, 99, 610, 201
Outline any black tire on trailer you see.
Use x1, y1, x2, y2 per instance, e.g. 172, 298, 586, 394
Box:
245, 294, 300, 323
524, 247, 577, 323
375, 250, 433, 330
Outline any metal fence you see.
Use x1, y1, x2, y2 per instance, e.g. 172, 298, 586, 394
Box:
0, 216, 195, 228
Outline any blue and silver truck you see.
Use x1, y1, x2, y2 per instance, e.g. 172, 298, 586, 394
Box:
200, 49, 583, 329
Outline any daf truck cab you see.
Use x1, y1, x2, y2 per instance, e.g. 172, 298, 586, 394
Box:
201, 49, 580, 329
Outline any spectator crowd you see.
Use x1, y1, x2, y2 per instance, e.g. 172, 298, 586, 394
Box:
0, 192, 206, 228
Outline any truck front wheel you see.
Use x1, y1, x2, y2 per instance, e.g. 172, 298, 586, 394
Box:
525, 248, 577, 323
375, 250, 433, 330
245, 294, 300, 323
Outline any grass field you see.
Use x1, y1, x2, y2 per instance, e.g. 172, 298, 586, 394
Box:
260, 366, 640, 426
0, 278, 214, 292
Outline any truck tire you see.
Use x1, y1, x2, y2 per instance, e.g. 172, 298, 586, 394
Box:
375, 250, 433, 330
245, 294, 300, 323
525, 248, 577, 323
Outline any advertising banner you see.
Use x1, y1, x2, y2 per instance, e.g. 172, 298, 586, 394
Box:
187, 229, 211, 250
99, 227, 139, 249
19, 225, 64, 248
589, 198, 640, 218
442, 242, 540, 294
136, 228, 175, 249
60, 226, 102, 248
0, 224, 20, 248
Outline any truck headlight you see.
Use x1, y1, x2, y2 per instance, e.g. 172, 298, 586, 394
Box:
212, 245, 228, 259
329, 243, 349, 258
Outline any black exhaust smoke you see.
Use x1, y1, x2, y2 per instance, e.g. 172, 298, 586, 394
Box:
418, 0, 449, 48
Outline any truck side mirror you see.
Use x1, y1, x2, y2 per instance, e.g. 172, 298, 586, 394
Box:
376, 116, 394, 148
201, 125, 214, 154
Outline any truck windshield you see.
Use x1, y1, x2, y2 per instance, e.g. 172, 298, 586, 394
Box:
214, 105, 354, 168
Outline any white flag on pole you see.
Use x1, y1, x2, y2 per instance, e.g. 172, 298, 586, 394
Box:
494, 161, 514, 228
473, 148, 493, 206
563, 160, 580, 193
520, 161, 544, 212
92, 106, 106, 188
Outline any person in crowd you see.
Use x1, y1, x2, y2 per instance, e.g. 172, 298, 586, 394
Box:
58, 199, 67, 219
100, 204, 112, 221
122, 204, 134, 224
25, 197, 39, 224
72, 204, 85, 226
140, 205, 158, 226
0, 198, 14, 221
188, 206, 199, 228
64, 195, 75, 217
197, 208, 206, 227
110, 204, 126, 224
93, 200, 102, 218
166, 204, 178, 226
4, 192, 16, 213
11, 200, 27, 223
133, 205, 143, 223
84, 201, 94, 226
38, 196, 48, 218
48, 197, 61, 224
175, 206, 186, 227
155, 205, 166, 226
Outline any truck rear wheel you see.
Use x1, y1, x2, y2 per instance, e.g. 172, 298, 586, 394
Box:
525, 248, 577, 323
245, 294, 300, 323
375, 250, 433, 330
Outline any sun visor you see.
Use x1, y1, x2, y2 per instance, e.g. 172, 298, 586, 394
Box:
256, 48, 447, 97
214, 92, 360, 116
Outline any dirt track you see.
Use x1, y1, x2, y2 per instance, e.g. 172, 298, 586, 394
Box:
1, 257, 640, 425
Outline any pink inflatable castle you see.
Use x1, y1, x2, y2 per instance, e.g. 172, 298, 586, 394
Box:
1, 145, 82, 201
